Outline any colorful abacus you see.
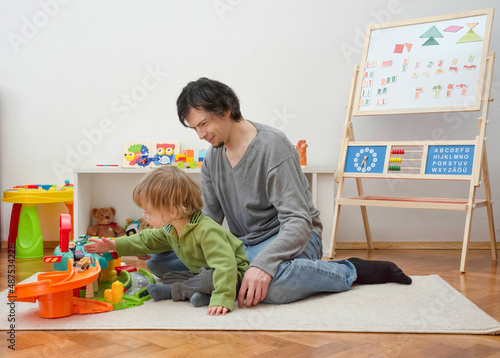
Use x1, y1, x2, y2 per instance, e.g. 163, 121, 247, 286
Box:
388, 166, 420, 171
391, 149, 423, 154
388, 146, 424, 173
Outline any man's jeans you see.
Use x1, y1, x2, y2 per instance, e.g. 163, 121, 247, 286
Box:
145, 231, 356, 304
243, 231, 356, 304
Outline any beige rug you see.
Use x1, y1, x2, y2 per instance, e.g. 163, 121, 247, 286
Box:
2, 275, 499, 334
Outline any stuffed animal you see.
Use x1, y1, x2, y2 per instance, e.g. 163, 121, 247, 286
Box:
124, 219, 140, 236
123, 218, 153, 261
87, 207, 126, 238
139, 218, 153, 231
124, 218, 153, 236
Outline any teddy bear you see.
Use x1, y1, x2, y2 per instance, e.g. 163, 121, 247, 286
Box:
87, 207, 126, 238
126, 218, 153, 261
139, 218, 153, 231
124, 218, 153, 236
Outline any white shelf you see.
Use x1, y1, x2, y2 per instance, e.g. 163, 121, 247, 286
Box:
75, 167, 202, 174
73, 166, 336, 253
75, 166, 333, 174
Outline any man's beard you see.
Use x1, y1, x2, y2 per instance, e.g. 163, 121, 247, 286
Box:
212, 141, 224, 148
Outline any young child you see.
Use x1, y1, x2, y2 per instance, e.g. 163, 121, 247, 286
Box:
84, 166, 250, 316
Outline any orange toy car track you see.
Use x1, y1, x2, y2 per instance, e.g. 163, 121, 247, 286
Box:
8, 259, 112, 318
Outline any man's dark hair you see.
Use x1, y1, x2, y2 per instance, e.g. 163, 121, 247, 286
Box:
177, 77, 242, 127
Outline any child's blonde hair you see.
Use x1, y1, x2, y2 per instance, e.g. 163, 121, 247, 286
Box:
133, 166, 203, 220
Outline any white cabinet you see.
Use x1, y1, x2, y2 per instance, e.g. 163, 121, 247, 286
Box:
74, 167, 335, 254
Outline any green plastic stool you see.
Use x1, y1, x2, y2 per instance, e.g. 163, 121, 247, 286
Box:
16, 205, 44, 258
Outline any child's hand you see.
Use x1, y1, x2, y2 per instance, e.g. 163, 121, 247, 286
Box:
83, 237, 116, 254
137, 255, 151, 260
207, 306, 228, 316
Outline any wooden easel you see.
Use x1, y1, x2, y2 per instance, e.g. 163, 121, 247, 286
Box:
329, 9, 497, 272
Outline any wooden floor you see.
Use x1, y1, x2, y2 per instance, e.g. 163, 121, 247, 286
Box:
1, 248, 499, 357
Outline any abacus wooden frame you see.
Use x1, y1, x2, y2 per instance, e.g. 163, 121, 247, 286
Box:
330, 13, 497, 272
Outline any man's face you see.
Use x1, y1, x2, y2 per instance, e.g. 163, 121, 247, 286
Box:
185, 108, 228, 148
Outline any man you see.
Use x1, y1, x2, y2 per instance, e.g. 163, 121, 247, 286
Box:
150, 77, 412, 308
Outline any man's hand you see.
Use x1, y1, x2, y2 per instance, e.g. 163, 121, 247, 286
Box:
83, 237, 116, 254
137, 255, 151, 260
238, 266, 272, 308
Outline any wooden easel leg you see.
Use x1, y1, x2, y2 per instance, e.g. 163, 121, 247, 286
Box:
480, 148, 497, 261
330, 177, 346, 258
460, 206, 474, 273
460, 184, 477, 273
485, 203, 497, 262
329, 202, 341, 258
360, 206, 373, 250
355, 177, 373, 250
485, 203, 497, 261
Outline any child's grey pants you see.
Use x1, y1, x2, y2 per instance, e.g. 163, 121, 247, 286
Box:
162, 267, 214, 302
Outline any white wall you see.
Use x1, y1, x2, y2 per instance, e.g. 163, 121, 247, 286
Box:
1, 0, 499, 247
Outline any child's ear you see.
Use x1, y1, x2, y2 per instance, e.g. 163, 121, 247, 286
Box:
169, 207, 178, 219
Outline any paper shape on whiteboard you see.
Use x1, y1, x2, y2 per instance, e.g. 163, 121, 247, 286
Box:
419, 25, 443, 39
422, 37, 439, 46
414, 87, 424, 99
394, 44, 404, 53
432, 85, 442, 98
443, 25, 463, 33
456, 83, 468, 96
405, 43, 412, 52
457, 29, 483, 43
466, 22, 479, 30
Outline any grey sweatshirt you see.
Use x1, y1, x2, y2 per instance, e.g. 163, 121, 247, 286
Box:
201, 121, 322, 277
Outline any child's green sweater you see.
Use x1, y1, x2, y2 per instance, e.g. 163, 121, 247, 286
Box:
114, 211, 249, 310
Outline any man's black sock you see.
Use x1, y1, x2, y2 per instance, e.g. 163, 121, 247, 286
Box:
348, 257, 412, 285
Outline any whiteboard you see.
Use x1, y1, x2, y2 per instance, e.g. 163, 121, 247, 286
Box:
353, 9, 494, 116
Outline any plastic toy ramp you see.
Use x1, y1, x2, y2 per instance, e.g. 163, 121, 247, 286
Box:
89, 268, 154, 310
8, 259, 113, 318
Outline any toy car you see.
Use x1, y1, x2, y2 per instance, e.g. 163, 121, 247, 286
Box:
74, 256, 93, 271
